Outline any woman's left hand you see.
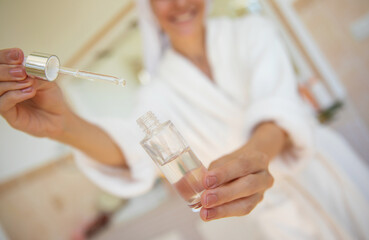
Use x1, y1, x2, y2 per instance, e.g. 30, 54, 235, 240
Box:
199, 144, 274, 221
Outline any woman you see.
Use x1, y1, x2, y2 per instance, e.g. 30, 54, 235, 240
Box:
0, 0, 368, 238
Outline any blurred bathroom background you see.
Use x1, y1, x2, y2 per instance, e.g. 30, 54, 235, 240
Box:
0, 0, 368, 239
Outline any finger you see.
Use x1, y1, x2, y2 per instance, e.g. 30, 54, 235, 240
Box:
0, 79, 33, 96
207, 152, 233, 170
200, 193, 263, 222
207, 146, 257, 170
0, 48, 24, 65
201, 171, 273, 208
0, 65, 27, 81
33, 77, 54, 91
204, 151, 268, 189
0, 87, 36, 114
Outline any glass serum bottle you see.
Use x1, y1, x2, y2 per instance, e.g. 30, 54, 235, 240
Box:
137, 112, 206, 211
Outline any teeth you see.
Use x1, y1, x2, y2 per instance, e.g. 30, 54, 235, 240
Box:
174, 12, 193, 22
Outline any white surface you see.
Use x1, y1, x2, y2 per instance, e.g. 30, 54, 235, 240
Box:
350, 12, 369, 41
0, 118, 69, 182
329, 102, 369, 162
196, 216, 261, 240
0, 224, 8, 240
151, 230, 183, 240
112, 181, 168, 224
311, 81, 334, 109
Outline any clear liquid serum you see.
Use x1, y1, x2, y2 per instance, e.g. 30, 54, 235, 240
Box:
137, 112, 206, 210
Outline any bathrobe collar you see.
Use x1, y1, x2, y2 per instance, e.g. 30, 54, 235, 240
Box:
156, 43, 242, 125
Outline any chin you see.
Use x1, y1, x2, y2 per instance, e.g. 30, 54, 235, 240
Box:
166, 7, 204, 38
174, 25, 199, 37
168, 18, 204, 39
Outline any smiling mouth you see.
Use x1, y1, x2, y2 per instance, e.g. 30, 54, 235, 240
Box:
171, 9, 197, 24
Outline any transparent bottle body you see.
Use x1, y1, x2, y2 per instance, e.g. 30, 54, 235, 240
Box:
140, 121, 206, 210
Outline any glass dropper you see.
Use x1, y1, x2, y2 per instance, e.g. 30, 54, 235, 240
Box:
24, 52, 126, 87
58, 67, 126, 87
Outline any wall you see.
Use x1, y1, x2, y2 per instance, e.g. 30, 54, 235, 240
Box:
294, 0, 369, 127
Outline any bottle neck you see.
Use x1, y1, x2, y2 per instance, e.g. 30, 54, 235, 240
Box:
137, 111, 161, 136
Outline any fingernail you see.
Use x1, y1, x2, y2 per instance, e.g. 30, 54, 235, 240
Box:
206, 208, 216, 220
206, 176, 217, 188
21, 86, 33, 93
9, 68, 26, 78
8, 50, 19, 61
206, 194, 217, 207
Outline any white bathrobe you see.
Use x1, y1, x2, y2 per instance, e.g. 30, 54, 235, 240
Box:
73, 15, 369, 239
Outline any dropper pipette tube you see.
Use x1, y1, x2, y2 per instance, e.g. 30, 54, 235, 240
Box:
59, 67, 126, 87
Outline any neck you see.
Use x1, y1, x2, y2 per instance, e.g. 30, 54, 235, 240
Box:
168, 27, 214, 81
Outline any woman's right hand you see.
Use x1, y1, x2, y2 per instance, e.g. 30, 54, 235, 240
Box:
0, 48, 72, 138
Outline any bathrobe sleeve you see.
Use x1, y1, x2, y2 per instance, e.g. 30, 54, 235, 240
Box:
237, 16, 315, 173
71, 83, 166, 198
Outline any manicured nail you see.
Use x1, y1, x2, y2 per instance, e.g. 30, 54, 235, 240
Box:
8, 50, 19, 61
206, 194, 217, 206
9, 68, 25, 78
205, 208, 216, 220
206, 176, 217, 188
21, 86, 33, 93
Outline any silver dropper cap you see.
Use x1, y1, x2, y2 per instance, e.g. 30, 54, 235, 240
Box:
24, 52, 60, 81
